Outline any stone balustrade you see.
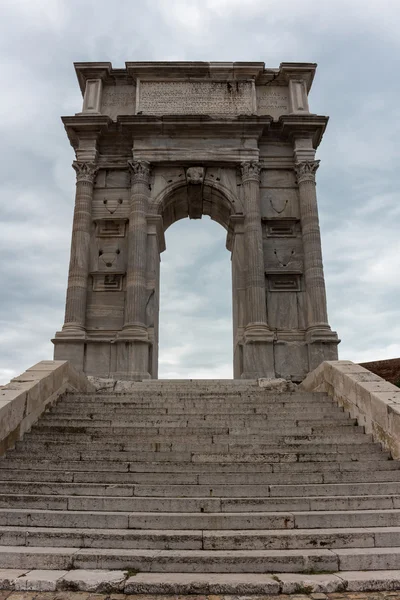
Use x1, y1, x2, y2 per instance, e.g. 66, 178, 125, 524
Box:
0, 360, 95, 456
301, 360, 400, 458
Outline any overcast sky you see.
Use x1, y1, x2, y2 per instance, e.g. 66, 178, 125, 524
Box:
0, 0, 399, 383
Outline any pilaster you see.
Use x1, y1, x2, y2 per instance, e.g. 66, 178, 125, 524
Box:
114, 159, 152, 379
53, 161, 98, 371
240, 161, 274, 378
293, 146, 339, 368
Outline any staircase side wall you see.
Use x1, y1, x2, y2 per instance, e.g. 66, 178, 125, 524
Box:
301, 360, 400, 459
0, 360, 95, 457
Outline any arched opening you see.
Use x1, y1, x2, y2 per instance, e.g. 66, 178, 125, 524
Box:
152, 173, 239, 379
158, 216, 233, 378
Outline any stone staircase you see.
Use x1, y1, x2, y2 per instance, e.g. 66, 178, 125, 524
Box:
1, 379, 400, 592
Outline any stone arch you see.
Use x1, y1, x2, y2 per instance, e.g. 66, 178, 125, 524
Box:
151, 171, 243, 233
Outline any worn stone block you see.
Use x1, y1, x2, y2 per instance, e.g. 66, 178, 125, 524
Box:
15, 570, 67, 591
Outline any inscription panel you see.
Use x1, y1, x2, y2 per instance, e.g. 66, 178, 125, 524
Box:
139, 81, 254, 115
256, 85, 289, 119
101, 85, 135, 119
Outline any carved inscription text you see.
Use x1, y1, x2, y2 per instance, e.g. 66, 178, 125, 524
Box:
138, 81, 254, 115
256, 86, 289, 118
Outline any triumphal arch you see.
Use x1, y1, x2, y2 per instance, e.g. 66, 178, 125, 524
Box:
53, 61, 339, 381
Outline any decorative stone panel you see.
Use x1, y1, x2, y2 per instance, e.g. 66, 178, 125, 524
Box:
267, 274, 301, 292
256, 85, 289, 119
92, 273, 124, 292
95, 219, 127, 238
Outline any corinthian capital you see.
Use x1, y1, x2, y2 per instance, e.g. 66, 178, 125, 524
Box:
294, 160, 320, 184
72, 161, 98, 183
128, 160, 151, 184
240, 161, 261, 182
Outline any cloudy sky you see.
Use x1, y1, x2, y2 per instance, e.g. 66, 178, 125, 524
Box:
0, 0, 399, 383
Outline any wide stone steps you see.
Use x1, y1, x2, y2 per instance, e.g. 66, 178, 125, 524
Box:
2, 525, 400, 549
1, 383, 400, 582
2, 481, 400, 498
2, 508, 400, 529
2, 545, 400, 572
2, 466, 400, 484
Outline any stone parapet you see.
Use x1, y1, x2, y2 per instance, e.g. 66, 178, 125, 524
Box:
301, 360, 400, 459
0, 360, 95, 457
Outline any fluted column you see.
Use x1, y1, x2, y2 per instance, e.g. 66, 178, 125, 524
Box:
122, 160, 151, 340
240, 161, 274, 378
240, 161, 271, 336
62, 161, 97, 335
294, 160, 331, 332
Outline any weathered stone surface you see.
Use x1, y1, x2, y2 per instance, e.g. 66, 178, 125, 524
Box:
301, 360, 400, 458
276, 573, 344, 593
0, 362, 94, 458
124, 572, 280, 594
60, 570, 126, 593
258, 377, 297, 392
0, 570, 27, 590
15, 571, 67, 592
53, 61, 338, 381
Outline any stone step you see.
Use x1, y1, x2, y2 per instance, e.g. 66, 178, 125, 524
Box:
25, 430, 371, 445
120, 571, 400, 594
31, 423, 363, 436
58, 397, 334, 409
0, 493, 397, 512
50, 404, 341, 416
2, 467, 400, 485
1, 457, 396, 474
0, 544, 399, 572
14, 439, 380, 456
1, 525, 400, 550
7, 448, 387, 464
2, 508, 400, 529
1, 480, 399, 499
39, 413, 352, 425
70, 390, 322, 399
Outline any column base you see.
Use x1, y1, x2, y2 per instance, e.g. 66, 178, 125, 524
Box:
241, 328, 275, 379
243, 322, 275, 343
54, 327, 86, 340
117, 325, 149, 342
52, 337, 85, 373
306, 328, 340, 372
113, 338, 151, 380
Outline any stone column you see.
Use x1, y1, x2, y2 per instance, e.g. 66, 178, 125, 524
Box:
62, 161, 98, 334
295, 159, 338, 367
240, 161, 274, 378
294, 160, 330, 331
115, 160, 151, 379
123, 160, 151, 336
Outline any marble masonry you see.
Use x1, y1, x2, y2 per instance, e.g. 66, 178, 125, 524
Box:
53, 61, 339, 380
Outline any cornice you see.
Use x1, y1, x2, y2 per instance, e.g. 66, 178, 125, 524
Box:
72, 61, 318, 90
126, 61, 265, 80
277, 114, 329, 149
61, 115, 112, 150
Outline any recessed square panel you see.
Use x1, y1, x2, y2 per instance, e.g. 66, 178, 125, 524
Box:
267, 274, 301, 292
96, 219, 126, 238
92, 273, 124, 292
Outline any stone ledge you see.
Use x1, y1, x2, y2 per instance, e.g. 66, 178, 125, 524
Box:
0, 361, 95, 457
1, 569, 400, 595
300, 360, 400, 459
